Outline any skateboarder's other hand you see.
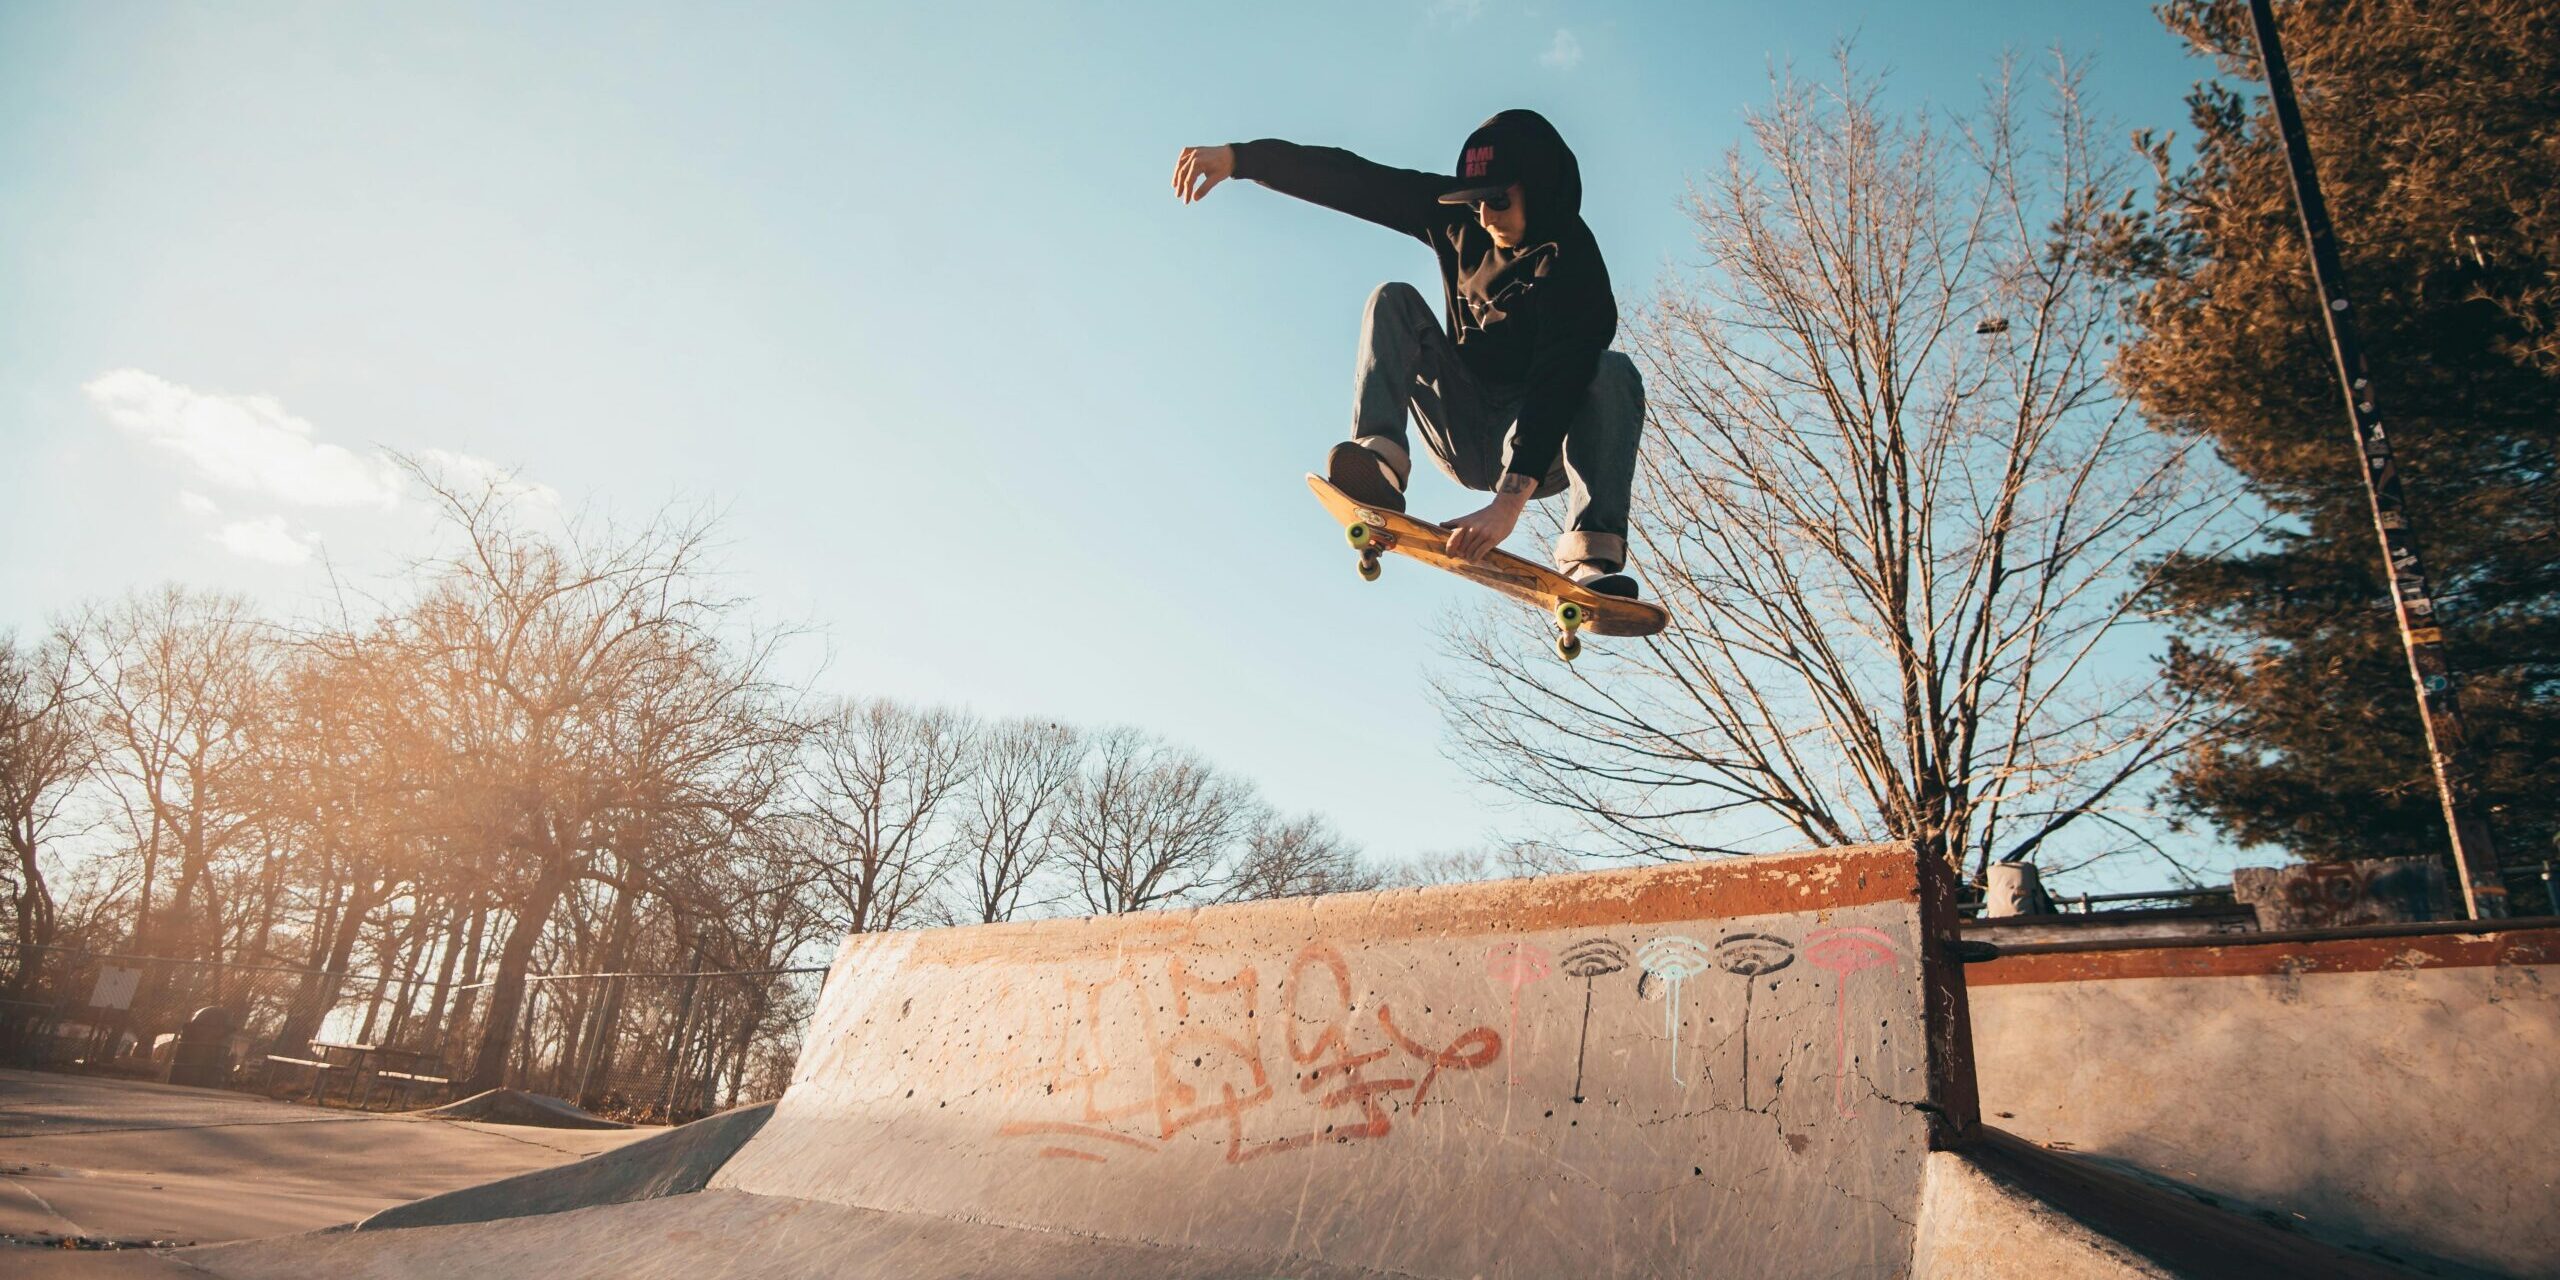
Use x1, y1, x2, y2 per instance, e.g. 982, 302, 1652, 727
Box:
1172, 145, 1235, 204
1445, 496, 1526, 563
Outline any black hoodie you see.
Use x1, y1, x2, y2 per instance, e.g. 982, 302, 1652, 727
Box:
1230, 110, 1617, 484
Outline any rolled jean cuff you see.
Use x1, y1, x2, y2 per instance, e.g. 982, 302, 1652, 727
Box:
1554, 531, 1627, 574
1353, 435, 1412, 488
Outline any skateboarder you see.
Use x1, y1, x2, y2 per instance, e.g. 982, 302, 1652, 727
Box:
1173, 109, 1643, 599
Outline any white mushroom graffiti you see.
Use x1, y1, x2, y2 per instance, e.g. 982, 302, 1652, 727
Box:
1635, 935, 1714, 1086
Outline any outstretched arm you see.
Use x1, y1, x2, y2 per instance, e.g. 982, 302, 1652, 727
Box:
1171, 140, 1456, 242
1172, 145, 1237, 203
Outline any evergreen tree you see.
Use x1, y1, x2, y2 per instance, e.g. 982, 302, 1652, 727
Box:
2104, 0, 2558, 871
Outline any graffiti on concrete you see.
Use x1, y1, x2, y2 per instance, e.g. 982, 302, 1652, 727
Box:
1484, 941, 1551, 1084
991, 942, 1501, 1164
1635, 935, 1715, 1086
1712, 932, 1795, 1108
1803, 927, 1898, 1119
1559, 937, 1628, 1102
963, 919, 1907, 1158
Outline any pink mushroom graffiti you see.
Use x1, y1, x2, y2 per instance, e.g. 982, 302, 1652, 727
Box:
1803, 926, 1899, 1119
1483, 941, 1551, 1084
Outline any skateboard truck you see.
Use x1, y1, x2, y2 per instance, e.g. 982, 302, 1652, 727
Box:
1313, 476, 1662, 664
1345, 517, 1391, 583
1349, 515, 1588, 662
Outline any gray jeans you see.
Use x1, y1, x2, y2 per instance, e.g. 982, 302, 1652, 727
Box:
1350, 281, 1643, 574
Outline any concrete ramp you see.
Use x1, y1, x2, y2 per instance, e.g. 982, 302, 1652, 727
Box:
414, 1088, 629, 1130
354, 1102, 773, 1231
710, 841, 1969, 1277
168, 843, 1990, 1277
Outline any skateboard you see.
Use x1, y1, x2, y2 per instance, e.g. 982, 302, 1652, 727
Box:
1307, 473, 1670, 660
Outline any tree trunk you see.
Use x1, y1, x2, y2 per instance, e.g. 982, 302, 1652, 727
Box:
573, 873, 640, 1108
165, 810, 208, 960
356, 914, 396, 1045
462, 859, 578, 1094
244, 850, 284, 968
573, 975, 627, 1109
441, 902, 489, 1061
275, 879, 377, 1052
132, 821, 160, 954
5, 858, 53, 995
383, 904, 436, 1046
420, 901, 466, 1055
272, 880, 347, 1051
654, 940, 705, 1121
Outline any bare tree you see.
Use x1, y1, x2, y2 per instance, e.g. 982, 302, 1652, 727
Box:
69, 587, 271, 955
1053, 728, 1261, 914
1438, 53, 2237, 877
792, 699, 973, 935
257, 632, 440, 1051
1221, 813, 1380, 902
0, 628, 94, 984
385, 463, 801, 1093
954, 719, 1082, 923
1379, 840, 1582, 887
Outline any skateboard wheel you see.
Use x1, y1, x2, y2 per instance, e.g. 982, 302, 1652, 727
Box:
1556, 633, 1583, 662
1345, 522, 1373, 551
1357, 554, 1381, 582
1556, 601, 1586, 629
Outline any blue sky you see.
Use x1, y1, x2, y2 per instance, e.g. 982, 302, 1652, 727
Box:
0, 1, 2226, 891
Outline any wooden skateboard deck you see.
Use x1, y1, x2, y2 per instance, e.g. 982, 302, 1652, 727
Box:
1307, 473, 1669, 659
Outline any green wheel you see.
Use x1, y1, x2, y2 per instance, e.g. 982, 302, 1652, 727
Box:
1357, 554, 1382, 582
1556, 632, 1583, 662
1345, 522, 1372, 550
1556, 601, 1587, 629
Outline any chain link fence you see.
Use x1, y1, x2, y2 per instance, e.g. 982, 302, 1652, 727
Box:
0, 943, 825, 1125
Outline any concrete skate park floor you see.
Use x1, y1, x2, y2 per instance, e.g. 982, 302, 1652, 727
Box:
0, 1068, 652, 1275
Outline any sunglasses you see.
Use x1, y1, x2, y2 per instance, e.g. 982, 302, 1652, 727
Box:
1465, 192, 1513, 213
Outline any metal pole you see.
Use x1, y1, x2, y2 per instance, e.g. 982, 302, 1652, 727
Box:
2244, 0, 2506, 918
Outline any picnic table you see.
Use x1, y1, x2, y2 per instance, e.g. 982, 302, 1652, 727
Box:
261, 1040, 449, 1107
261, 1039, 357, 1102
357, 1044, 454, 1106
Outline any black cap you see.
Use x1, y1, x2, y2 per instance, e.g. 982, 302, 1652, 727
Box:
1438, 114, 1531, 205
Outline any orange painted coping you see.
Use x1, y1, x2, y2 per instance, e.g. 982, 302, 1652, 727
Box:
1971, 925, 2560, 986
903, 843, 1921, 967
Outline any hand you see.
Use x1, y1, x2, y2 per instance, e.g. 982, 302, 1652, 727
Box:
1444, 491, 1528, 562
1172, 145, 1235, 204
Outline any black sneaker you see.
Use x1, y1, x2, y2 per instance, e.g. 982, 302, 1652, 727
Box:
1326, 441, 1405, 513
1577, 572, 1641, 601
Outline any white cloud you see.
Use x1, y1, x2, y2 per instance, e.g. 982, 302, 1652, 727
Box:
213, 516, 318, 565
1541, 28, 1584, 70
177, 490, 221, 517
85, 368, 403, 509
412, 448, 562, 509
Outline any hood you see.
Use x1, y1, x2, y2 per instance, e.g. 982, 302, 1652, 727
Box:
1449, 108, 1583, 238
